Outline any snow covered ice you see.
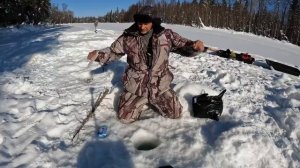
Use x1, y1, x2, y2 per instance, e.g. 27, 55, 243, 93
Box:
0, 23, 300, 168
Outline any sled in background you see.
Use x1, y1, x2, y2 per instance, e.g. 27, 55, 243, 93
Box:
266, 59, 300, 76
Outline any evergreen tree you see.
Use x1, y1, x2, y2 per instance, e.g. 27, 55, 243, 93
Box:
0, 0, 51, 26
286, 0, 300, 44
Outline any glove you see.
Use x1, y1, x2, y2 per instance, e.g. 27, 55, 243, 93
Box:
87, 50, 98, 61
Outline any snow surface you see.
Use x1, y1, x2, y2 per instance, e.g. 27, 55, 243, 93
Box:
0, 23, 300, 168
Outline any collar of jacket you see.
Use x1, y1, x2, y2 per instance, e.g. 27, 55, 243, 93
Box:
124, 23, 165, 37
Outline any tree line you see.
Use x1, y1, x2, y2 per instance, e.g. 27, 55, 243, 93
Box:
104, 0, 300, 46
0, 0, 299, 46
0, 0, 51, 26
0, 0, 74, 26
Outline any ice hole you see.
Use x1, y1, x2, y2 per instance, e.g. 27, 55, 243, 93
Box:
131, 129, 160, 151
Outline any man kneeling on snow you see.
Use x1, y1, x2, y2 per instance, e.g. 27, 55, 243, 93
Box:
87, 6, 205, 123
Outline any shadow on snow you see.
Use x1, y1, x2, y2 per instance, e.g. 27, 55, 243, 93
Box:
0, 25, 71, 73
77, 139, 134, 168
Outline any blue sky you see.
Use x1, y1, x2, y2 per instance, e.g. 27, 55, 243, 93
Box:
51, 0, 140, 17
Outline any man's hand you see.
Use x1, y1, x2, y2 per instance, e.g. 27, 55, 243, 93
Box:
87, 50, 99, 61
193, 40, 205, 52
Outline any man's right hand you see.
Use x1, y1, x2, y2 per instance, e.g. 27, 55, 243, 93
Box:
87, 50, 99, 61
193, 40, 205, 52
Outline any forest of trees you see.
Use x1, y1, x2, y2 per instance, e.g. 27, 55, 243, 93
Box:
105, 0, 300, 46
0, 0, 299, 46
0, 0, 74, 26
0, 0, 51, 26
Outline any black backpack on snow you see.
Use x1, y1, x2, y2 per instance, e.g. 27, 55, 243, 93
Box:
192, 90, 226, 121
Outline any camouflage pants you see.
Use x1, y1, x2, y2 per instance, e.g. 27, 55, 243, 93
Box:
117, 89, 182, 124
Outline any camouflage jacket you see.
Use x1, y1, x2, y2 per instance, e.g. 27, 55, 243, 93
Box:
95, 24, 197, 99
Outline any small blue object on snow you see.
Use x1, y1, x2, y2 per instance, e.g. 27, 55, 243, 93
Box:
97, 125, 109, 138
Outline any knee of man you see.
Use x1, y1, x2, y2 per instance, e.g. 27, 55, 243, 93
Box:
164, 108, 182, 119
117, 109, 136, 124
119, 118, 136, 124
172, 113, 182, 119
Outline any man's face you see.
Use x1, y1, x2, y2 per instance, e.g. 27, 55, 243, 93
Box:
137, 22, 153, 34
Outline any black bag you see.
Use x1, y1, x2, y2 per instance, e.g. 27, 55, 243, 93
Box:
192, 90, 226, 121
214, 49, 231, 58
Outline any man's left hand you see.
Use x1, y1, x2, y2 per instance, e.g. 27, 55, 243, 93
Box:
193, 40, 205, 52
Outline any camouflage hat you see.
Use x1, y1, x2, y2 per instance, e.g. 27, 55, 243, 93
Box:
134, 6, 160, 23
